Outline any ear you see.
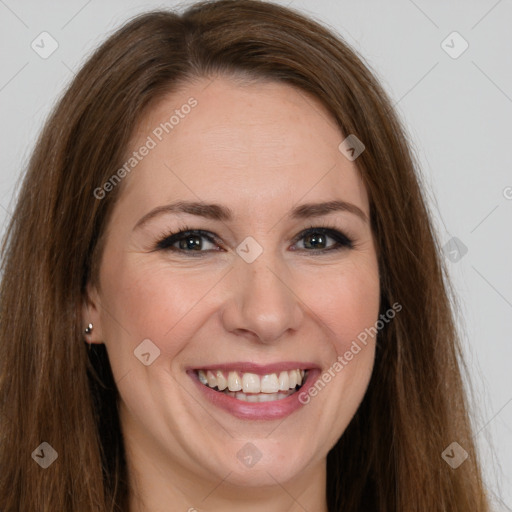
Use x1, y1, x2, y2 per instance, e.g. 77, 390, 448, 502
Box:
81, 282, 105, 344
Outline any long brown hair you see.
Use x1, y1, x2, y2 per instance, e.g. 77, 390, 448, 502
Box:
0, 1, 490, 510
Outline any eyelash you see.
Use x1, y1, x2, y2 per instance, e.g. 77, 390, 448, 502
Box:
153, 223, 354, 256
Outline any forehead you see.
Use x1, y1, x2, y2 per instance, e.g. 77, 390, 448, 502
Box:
118, 77, 369, 221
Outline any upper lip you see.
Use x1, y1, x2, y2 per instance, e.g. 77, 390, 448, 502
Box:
188, 361, 319, 375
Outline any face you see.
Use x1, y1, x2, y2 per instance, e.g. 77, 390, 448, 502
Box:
83, 76, 380, 502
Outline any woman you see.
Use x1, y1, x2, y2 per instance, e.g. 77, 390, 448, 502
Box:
0, 0, 490, 510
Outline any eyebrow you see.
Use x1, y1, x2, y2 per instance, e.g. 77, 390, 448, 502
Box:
133, 199, 368, 231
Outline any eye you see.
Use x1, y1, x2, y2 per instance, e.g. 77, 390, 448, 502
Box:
154, 224, 354, 255
154, 226, 220, 254
291, 226, 354, 252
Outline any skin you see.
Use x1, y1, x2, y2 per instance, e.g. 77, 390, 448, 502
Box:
82, 76, 380, 512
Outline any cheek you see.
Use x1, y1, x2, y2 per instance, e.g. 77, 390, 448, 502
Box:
306, 258, 380, 350
99, 257, 224, 352
290, 258, 379, 449
301, 256, 380, 401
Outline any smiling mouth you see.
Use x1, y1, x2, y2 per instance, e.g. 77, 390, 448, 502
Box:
195, 368, 308, 402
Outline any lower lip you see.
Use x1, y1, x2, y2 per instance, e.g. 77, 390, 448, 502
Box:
188, 369, 321, 420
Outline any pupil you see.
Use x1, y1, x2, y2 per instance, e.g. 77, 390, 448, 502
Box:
180, 236, 201, 250
305, 232, 325, 249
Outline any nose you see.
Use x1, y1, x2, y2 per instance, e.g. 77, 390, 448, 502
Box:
220, 251, 304, 344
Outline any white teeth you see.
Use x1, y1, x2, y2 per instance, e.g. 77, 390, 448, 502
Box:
216, 370, 228, 391
242, 373, 260, 393
206, 370, 217, 388
198, 370, 208, 385
241, 392, 259, 402
278, 371, 289, 391
260, 373, 280, 393
197, 368, 307, 394
227, 390, 293, 402
227, 371, 242, 392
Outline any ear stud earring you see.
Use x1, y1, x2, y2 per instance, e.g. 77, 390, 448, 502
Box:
84, 323, 93, 335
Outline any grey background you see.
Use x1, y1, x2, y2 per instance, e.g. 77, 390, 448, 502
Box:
0, 0, 510, 509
